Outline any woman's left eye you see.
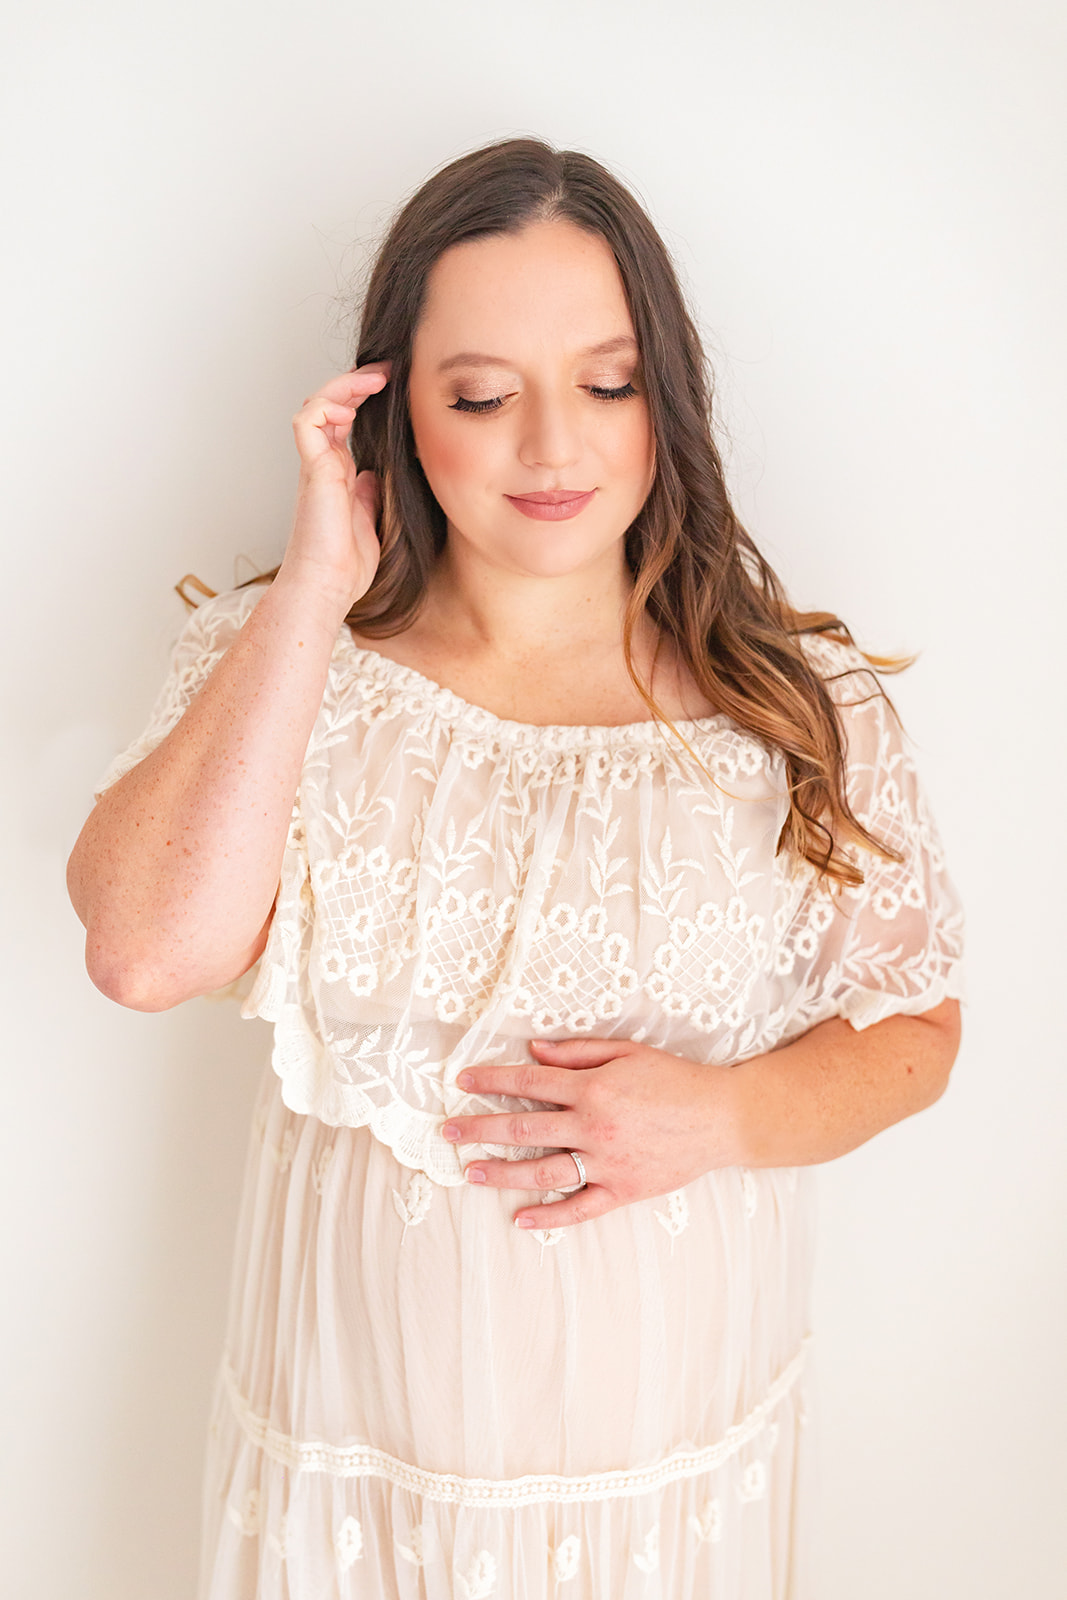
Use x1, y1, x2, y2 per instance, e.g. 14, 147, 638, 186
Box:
587, 382, 637, 402
450, 395, 506, 413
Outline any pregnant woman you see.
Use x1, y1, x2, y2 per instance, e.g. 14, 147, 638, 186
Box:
68, 137, 964, 1598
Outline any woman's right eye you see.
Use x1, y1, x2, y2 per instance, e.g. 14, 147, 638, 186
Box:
449, 395, 505, 413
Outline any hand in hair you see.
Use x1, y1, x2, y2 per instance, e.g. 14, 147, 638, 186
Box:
285, 364, 390, 610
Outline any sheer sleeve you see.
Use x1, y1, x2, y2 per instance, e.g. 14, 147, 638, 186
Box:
769, 637, 965, 1040
94, 585, 267, 797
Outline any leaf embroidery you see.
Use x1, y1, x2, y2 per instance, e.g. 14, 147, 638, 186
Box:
392, 1171, 434, 1239
633, 1524, 660, 1574
689, 1497, 722, 1545
738, 1460, 766, 1502
552, 1534, 581, 1580
395, 1525, 426, 1566
654, 1189, 690, 1251
226, 1488, 259, 1537
312, 1146, 334, 1196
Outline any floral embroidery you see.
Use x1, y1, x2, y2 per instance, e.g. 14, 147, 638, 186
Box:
335, 1515, 363, 1568
312, 1146, 334, 1196
690, 1497, 723, 1545
392, 1171, 434, 1240
654, 1189, 690, 1250
738, 1461, 767, 1502
456, 1550, 497, 1599
226, 1488, 259, 1537
102, 589, 964, 1190
395, 1525, 426, 1566
552, 1534, 582, 1581
633, 1524, 660, 1573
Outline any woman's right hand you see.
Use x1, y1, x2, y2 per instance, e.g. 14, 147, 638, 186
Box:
283, 364, 392, 610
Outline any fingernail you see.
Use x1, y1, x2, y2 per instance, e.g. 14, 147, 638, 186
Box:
466, 1166, 486, 1184
515, 1215, 536, 1228
457, 1071, 473, 1090
531, 1039, 551, 1048
442, 1123, 460, 1142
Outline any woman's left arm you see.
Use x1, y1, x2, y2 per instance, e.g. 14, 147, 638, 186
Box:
444, 1000, 961, 1228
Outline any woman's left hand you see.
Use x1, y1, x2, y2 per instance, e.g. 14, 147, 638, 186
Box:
442, 1036, 745, 1229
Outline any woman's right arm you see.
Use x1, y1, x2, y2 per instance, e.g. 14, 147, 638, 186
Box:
67, 366, 389, 1011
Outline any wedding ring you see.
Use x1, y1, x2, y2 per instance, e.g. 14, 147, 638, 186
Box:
564, 1151, 588, 1192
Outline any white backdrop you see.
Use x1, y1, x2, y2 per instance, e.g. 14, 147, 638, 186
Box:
2, 2, 1065, 1595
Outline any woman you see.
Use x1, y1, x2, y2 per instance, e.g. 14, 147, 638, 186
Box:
68, 138, 964, 1598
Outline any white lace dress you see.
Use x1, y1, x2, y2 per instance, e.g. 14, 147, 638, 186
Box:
98, 586, 965, 1600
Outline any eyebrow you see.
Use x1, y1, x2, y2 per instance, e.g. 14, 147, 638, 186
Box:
436, 335, 639, 374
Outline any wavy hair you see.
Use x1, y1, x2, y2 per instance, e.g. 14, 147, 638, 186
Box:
234, 137, 903, 885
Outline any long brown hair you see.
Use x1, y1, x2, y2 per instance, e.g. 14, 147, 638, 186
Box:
235, 137, 902, 885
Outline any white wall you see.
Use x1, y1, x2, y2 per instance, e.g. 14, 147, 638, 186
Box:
2, 2, 1064, 1595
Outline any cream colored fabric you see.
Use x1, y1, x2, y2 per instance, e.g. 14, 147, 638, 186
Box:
99, 586, 964, 1598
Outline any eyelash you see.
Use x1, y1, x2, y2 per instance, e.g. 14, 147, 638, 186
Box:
449, 382, 638, 415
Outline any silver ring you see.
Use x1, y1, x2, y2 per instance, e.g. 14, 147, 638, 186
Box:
564, 1151, 588, 1192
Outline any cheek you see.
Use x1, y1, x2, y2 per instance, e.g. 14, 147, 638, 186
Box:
411, 404, 496, 500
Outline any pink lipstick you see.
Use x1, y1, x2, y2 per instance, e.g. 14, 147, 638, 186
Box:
504, 489, 596, 521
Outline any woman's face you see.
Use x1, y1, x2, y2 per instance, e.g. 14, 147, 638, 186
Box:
407, 219, 656, 582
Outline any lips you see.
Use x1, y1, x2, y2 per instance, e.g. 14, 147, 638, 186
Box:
504, 488, 596, 521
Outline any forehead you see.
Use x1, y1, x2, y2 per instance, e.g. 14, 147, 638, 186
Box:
413, 219, 636, 360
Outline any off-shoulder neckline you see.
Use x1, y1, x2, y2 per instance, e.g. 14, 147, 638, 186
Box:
339, 634, 736, 747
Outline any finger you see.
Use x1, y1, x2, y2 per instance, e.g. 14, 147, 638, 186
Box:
455, 1062, 580, 1104
303, 369, 389, 407
442, 1109, 574, 1148
514, 1184, 616, 1230
530, 1037, 628, 1069
464, 1152, 587, 1191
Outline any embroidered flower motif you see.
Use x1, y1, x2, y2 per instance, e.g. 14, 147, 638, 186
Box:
396, 1525, 426, 1566
345, 907, 374, 942
392, 1171, 434, 1240
312, 1146, 334, 1196
690, 1002, 721, 1033
738, 1460, 766, 1501
227, 1489, 260, 1537
455, 1549, 497, 1599
269, 1129, 296, 1173
266, 1513, 289, 1561
552, 1534, 581, 1581
633, 1523, 660, 1573
346, 961, 378, 997
872, 887, 901, 920
436, 990, 467, 1024
690, 1497, 722, 1545
654, 1189, 690, 1249
335, 1515, 363, 1568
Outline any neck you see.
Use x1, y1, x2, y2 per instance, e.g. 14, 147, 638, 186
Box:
420, 537, 637, 665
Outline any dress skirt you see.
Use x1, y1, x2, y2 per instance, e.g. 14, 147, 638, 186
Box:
197, 1066, 818, 1599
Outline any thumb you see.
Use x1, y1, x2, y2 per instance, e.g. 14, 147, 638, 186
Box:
352, 469, 381, 527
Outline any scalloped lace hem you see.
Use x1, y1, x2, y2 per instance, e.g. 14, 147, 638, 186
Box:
221, 1337, 811, 1506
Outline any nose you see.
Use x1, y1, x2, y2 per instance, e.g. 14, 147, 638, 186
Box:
516, 388, 582, 473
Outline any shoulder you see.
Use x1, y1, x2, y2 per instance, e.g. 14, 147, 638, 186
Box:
795, 630, 887, 710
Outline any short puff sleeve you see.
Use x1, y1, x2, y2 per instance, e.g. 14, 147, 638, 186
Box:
769, 637, 965, 1041
94, 585, 267, 796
